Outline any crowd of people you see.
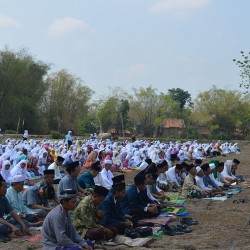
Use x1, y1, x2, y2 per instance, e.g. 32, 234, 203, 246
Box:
0, 131, 242, 249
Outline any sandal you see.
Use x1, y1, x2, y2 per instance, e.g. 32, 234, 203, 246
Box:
180, 218, 198, 225
173, 224, 193, 233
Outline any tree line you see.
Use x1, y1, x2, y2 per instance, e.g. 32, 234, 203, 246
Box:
0, 48, 250, 140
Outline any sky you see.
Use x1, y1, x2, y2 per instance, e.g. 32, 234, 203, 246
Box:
0, 0, 249, 100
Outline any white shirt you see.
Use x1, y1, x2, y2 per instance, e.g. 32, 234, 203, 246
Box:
165, 167, 181, 187
48, 162, 62, 180
94, 168, 113, 190
195, 176, 211, 190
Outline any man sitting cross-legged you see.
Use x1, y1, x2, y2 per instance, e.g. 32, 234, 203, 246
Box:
120, 174, 161, 219
73, 185, 117, 241
102, 175, 134, 234
0, 175, 30, 242
6, 175, 43, 227
42, 189, 93, 250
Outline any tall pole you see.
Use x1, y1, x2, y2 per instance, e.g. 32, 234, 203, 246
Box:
16, 117, 20, 136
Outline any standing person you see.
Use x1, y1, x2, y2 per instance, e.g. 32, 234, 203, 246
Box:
66, 131, 73, 149
23, 130, 28, 141
48, 156, 65, 184
42, 189, 93, 250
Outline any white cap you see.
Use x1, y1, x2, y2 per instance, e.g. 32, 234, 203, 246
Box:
104, 159, 112, 165
209, 163, 216, 170
196, 166, 201, 173
11, 175, 25, 183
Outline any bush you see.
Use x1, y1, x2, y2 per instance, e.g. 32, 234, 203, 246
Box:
4, 130, 16, 134
50, 130, 64, 139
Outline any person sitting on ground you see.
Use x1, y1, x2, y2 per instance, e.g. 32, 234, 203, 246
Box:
10, 160, 32, 185
195, 167, 211, 191
165, 162, 187, 190
120, 174, 161, 219
181, 164, 207, 198
0, 175, 30, 241
201, 163, 222, 193
0, 160, 13, 186
209, 163, 224, 188
73, 185, 117, 241
6, 175, 43, 227
156, 160, 172, 192
221, 159, 240, 183
42, 189, 93, 250
23, 184, 55, 217
146, 172, 168, 203
37, 170, 60, 205
94, 156, 114, 190
47, 156, 65, 184
78, 161, 102, 190
57, 161, 86, 200
102, 175, 134, 234
215, 161, 231, 188
38, 150, 50, 176
82, 151, 97, 169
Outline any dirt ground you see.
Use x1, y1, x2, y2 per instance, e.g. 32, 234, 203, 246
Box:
2, 141, 250, 250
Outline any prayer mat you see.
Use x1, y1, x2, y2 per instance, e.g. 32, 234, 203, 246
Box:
138, 215, 174, 225
162, 207, 186, 214
164, 203, 187, 207
19, 233, 42, 242
203, 196, 227, 201
120, 169, 136, 173
114, 235, 154, 247
101, 235, 154, 247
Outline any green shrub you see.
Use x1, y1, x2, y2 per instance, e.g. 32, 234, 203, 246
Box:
50, 130, 64, 139
4, 130, 16, 134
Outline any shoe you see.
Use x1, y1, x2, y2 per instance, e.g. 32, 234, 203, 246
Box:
180, 218, 198, 225
173, 224, 193, 233
159, 225, 183, 236
124, 228, 140, 239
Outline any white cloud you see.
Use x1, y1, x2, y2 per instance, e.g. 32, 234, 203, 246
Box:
127, 63, 153, 77
149, 0, 211, 14
48, 17, 87, 37
0, 12, 21, 28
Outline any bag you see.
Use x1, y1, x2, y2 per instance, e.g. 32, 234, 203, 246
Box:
125, 228, 140, 239
137, 226, 153, 237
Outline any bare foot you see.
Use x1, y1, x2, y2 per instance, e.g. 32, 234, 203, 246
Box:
6, 232, 19, 238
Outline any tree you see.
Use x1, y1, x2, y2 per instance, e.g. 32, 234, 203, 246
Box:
0, 47, 50, 132
192, 86, 250, 139
44, 69, 93, 133
167, 88, 193, 109
233, 51, 250, 92
128, 86, 160, 136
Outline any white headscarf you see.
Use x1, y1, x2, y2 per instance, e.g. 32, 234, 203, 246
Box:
10, 159, 31, 180
0, 160, 13, 183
